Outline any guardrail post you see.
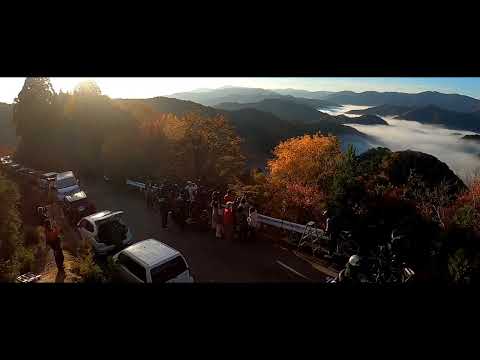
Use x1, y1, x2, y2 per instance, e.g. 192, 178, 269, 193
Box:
298, 221, 325, 255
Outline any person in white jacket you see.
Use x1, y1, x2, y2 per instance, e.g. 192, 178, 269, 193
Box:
185, 181, 198, 202
247, 206, 260, 240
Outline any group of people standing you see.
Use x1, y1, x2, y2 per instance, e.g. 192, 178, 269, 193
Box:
144, 179, 260, 240
145, 179, 209, 230
210, 190, 259, 241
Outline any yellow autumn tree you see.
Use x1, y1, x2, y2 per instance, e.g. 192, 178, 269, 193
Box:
172, 113, 246, 184
268, 133, 342, 189
265, 133, 342, 222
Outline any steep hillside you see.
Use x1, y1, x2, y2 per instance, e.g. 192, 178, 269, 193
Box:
0, 102, 16, 147
214, 98, 334, 123
400, 105, 480, 132
347, 104, 480, 132
347, 104, 412, 117
116, 97, 221, 118
383, 150, 467, 193
116, 96, 368, 168
338, 114, 389, 125
359, 147, 466, 194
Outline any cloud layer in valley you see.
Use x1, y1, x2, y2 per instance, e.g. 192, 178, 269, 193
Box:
348, 116, 480, 181
325, 105, 480, 181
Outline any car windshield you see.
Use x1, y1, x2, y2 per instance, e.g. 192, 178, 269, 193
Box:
151, 256, 187, 283
57, 177, 77, 189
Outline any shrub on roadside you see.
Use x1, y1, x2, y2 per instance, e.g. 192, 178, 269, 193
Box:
24, 226, 43, 247
72, 247, 104, 283
454, 205, 478, 228
15, 246, 35, 274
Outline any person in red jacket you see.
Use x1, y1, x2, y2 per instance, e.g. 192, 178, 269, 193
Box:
223, 201, 235, 241
223, 190, 235, 205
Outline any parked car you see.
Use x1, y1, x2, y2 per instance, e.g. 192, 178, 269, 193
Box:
15, 166, 28, 175
0, 156, 12, 166
7, 163, 20, 174
24, 169, 40, 185
63, 190, 96, 225
77, 210, 133, 255
53, 171, 80, 201
112, 239, 194, 283
1, 159, 12, 167
38, 172, 58, 190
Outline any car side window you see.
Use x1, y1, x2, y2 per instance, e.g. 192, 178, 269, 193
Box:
118, 253, 147, 283
79, 220, 94, 233
151, 256, 188, 283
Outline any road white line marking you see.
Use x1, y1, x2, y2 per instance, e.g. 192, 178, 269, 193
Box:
276, 260, 311, 281
292, 251, 339, 278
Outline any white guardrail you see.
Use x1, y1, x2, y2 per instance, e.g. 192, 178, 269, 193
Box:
256, 214, 307, 234
126, 179, 146, 190
125, 179, 323, 235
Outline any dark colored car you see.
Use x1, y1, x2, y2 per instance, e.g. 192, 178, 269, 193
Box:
26, 169, 41, 185
63, 190, 97, 225
38, 172, 58, 190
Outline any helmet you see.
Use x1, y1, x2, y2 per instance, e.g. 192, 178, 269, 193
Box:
391, 228, 407, 242
348, 255, 361, 267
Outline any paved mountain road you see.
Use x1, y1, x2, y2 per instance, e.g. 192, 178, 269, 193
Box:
80, 178, 328, 283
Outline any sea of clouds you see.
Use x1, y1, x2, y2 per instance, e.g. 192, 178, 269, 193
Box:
328, 105, 480, 181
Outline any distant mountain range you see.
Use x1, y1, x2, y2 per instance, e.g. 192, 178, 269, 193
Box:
349, 104, 480, 133
272, 88, 333, 99
116, 96, 367, 167
323, 91, 480, 113
169, 86, 480, 113
169, 87, 340, 109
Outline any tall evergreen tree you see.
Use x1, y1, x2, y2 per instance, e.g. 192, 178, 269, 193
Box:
13, 77, 56, 164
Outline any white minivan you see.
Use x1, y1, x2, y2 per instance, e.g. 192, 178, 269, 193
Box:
77, 210, 133, 255
112, 239, 194, 283
54, 171, 80, 201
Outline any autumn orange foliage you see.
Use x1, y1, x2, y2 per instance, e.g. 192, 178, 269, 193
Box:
264, 133, 342, 222
268, 133, 341, 189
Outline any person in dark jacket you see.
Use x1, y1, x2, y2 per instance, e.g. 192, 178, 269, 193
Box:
175, 191, 187, 230
236, 204, 249, 242
324, 209, 340, 257
158, 188, 169, 230
45, 220, 64, 271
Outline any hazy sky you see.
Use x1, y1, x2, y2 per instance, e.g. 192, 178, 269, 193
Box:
0, 77, 479, 103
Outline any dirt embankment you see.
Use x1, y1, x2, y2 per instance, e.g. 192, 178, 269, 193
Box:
16, 177, 81, 283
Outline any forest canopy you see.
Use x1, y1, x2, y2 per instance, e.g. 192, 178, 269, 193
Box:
12, 78, 245, 185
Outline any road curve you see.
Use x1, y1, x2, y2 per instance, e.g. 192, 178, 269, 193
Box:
80, 178, 328, 283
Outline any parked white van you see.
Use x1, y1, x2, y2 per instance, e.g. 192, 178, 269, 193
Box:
112, 239, 194, 283
54, 171, 80, 201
